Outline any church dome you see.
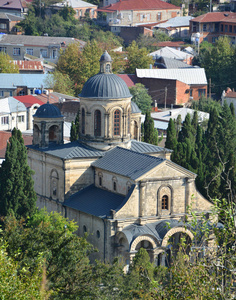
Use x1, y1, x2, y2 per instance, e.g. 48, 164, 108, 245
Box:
79, 73, 132, 99
100, 50, 112, 62
131, 101, 141, 114
34, 103, 63, 118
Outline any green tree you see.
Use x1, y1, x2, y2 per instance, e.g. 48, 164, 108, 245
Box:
46, 70, 75, 96
3, 209, 97, 299
0, 128, 37, 219
144, 111, 160, 145
153, 29, 172, 42
129, 83, 152, 114
70, 110, 79, 142
165, 118, 177, 150
125, 41, 153, 74
0, 52, 19, 73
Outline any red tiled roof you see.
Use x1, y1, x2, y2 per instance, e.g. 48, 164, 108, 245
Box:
34, 94, 59, 104
226, 91, 236, 98
191, 12, 236, 23
116, 74, 137, 87
13, 95, 45, 108
13, 60, 44, 71
0, 131, 32, 158
97, 0, 179, 12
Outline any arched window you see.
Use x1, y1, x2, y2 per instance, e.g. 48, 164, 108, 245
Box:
114, 110, 120, 136
128, 109, 131, 134
162, 195, 169, 210
50, 169, 59, 199
106, 64, 111, 73
81, 108, 85, 134
94, 110, 101, 136
134, 120, 138, 140
113, 181, 117, 191
113, 176, 117, 191
49, 125, 58, 142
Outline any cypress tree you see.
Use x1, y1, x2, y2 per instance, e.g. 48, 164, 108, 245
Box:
0, 128, 36, 219
70, 121, 78, 142
165, 118, 177, 150
144, 111, 156, 145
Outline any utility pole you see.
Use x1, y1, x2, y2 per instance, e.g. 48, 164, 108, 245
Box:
164, 87, 167, 110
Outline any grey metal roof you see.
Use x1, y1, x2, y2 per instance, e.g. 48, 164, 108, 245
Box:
161, 57, 194, 69
154, 16, 193, 28
150, 47, 193, 60
34, 103, 63, 118
130, 140, 171, 154
0, 74, 53, 89
0, 34, 85, 48
100, 50, 112, 62
0, 97, 26, 113
0, 13, 24, 21
54, 0, 96, 8
79, 73, 132, 99
64, 184, 126, 218
131, 101, 141, 114
136, 68, 207, 85
92, 146, 165, 180
27, 141, 105, 159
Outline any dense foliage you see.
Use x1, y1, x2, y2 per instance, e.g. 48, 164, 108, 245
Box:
0, 128, 37, 219
0, 52, 19, 73
166, 103, 236, 202
193, 37, 236, 97
129, 83, 152, 114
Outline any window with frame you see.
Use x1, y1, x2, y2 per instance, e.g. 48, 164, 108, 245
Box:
26, 48, 33, 55
0, 23, 6, 29
198, 89, 206, 97
234, 26, 236, 33
203, 24, 207, 32
229, 25, 232, 33
161, 195, 168, 210
0, 91, 4, 97
40, 49, 47, 58
113, 109, 120, 135
9, 91, 13, 96
82, 108, 85, 134
1, 116, 9, 125
157, 12, 162, 21
19, 90, 25, 96
113, 181, 117, 191
99, 176, 102, 186
17, 115, 24, 123
0, 47, 6, 53
225, 25, 228, 32
13, 47, 20, 56
221, 24, 223, 32
189, 89, 193, 97
94, 110, 101, 136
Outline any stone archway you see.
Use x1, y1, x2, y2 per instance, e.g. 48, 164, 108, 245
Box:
130, 235, 158, 263
162, 227, 194, 247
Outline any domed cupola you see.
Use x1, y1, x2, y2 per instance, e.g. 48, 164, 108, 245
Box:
33, 103, 64, 148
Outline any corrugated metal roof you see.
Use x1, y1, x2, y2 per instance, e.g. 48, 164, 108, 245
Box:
161, 57, 193, 69
136, 68, 207, 85
55, 0, 96, 8
92, 146, 165, 180
64, 184, 125, 218
150, 46, 193, 60
155, 16, 193, 28
130, 140, 171, 153
0, 74, 53, 89
13, 95, 44, 108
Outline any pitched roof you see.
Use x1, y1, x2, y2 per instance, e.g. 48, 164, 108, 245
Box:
0, 12, 24, 21
13, 95, 45, 108
154, 41, 185, 48
64, 184, 127, 218
116, 74, 137, 87
160, 57, 194, 69
92, 146, 165, 180
97, 0, 179, 12
130, 139, 171, 154
0, 74, 52, 89
150, 46, 193, 60
0, 97, 26, 113
0, 34, 85, 48
155, 16, 193, 28
191, 12, 236, 24
136, 68, 207, 85
225, 91, 236, 98
56, 0, 97, 8
0, 0, 22, 10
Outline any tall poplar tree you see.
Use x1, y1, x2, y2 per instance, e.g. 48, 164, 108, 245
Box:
165, 118, 177, 150
0, 128, 36, 219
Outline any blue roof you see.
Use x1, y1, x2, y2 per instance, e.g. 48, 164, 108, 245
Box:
130, 140, 171, 154
64, 184, 126, 218
92, 147, 165, 180
131, 101, 141, 114
79, 73, 132, 99
34, 103, 63, 118
0, 74, 52, 89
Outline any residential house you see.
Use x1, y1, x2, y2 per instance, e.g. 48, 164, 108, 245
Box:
224, 88, 236, 115
0, 0, 23, 17
54, 0, 97, 19
0, 13, 23, 34
0, 34, 85, 63
0, 73, 53, 98
97, 0, 181, 27
149, 46, 194, 64
190, 12, 236, 44
153, 16, 193, 38
136, 68, 207, 105
151, 107, 209, 136
153, 41, 185, 50
154, 56, 195, 69
0, 97, 27, 131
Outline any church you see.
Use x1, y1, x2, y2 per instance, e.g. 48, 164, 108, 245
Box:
27, 51, 213, 265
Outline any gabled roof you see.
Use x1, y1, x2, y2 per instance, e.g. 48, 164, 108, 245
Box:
92, 146, 165, 180
155, 16, 193, 28
191, 12, 236, 24
0, 74, 52, 89
0, 12, 24, 21
160, 57, 194, 69
0, 97, 26, 114
13, 60, 44, 71
64, 184, 127, 218
116, 74, 137, 87
13, 95, 45, 108
136, 68, 207, 85
150, 46, 193, 60
97, 0, 179, 12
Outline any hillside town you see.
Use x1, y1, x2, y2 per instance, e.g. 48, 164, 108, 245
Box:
0, 0, 235, 298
